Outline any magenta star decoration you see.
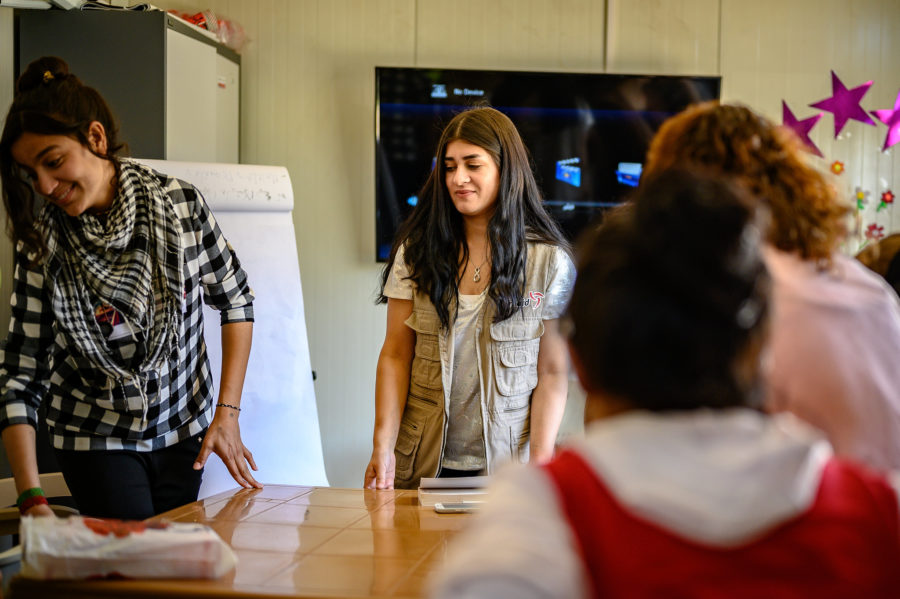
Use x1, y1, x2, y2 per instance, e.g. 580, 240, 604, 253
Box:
810, 71, 876, 137
782, 101, 824, 157
871, 89, 900, 152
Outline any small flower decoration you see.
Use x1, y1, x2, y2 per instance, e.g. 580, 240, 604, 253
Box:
877, 189, 895, 212
830, 161, 845, 175
854, 187, 870, 211
865, 223, 885, 241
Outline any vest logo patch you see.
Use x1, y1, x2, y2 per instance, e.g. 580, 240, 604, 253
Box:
520, 291, 544, 310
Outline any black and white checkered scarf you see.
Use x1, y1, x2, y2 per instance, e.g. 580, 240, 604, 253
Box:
40, 159, 184, 389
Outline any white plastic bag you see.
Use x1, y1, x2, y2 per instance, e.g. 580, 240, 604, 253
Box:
19, 515, 237, 580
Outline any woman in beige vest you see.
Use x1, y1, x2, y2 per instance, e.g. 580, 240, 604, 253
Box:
365, 107, 574, 489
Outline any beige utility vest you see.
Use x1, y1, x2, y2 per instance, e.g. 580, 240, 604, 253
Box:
393, 243, 559, 489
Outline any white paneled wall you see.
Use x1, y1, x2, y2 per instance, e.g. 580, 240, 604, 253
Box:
416, 0, 605, 71
606, 0, 720, 75
5, 0, 899, 487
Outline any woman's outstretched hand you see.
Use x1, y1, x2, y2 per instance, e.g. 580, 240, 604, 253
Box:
194, 409, 262, 489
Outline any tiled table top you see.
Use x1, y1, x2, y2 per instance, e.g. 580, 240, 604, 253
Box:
9, 485, 472, 599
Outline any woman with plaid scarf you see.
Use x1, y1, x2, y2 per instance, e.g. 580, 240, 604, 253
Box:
0, 56, 260, 519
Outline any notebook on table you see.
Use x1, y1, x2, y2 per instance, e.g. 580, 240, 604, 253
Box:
417, 475, 489, 507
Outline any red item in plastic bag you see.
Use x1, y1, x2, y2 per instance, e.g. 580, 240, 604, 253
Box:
82, 518, 168, 538
20, 515, 237, 580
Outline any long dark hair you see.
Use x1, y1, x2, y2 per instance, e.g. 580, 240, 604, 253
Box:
0, 56, 125, 261
379, 106, 568, 328
566, 169, 770, 411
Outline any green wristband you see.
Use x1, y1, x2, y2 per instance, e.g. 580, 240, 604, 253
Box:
16, 487, 45, 508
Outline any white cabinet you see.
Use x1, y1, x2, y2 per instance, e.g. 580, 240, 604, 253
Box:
165, 28, 217, 162
215, 53, 241, 164
16, 10, 240, 162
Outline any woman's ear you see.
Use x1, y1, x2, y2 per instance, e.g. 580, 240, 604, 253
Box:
86, 121, 108, 155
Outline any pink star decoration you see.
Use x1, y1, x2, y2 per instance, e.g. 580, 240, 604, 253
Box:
810, 71, 876, 137
871, 89, 900, 152
866, 223, 885, 241
782, 101, 823, 157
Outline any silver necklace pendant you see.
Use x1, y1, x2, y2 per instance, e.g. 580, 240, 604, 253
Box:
473, 266, 482, 283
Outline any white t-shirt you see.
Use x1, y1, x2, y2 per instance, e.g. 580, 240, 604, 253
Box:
444, 292, 488, 470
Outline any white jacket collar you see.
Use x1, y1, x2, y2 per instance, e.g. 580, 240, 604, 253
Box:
574, 409, 832, 546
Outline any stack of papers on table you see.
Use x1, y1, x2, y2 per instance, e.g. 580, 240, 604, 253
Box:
417, 475, 489, 507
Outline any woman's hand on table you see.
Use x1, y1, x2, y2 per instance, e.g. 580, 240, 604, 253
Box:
194, 408, 262, 489
364, 448, 396, 489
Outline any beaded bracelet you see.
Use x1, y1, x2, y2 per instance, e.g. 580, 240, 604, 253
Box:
17, 487, 47, 515
19, 495, 49, 514
216, 402, 241, 412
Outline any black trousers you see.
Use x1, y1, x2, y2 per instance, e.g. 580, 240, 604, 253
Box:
54, 432, 204, 520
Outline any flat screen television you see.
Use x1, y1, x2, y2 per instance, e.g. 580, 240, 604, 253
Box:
375, 67, 721, 261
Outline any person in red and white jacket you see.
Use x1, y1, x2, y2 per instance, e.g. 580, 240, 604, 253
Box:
431, 169, 900, 599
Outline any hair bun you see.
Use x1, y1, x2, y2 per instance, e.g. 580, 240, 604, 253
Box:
16, 56, 71, 94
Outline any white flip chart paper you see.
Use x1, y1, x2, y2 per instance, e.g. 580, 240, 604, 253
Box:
138, 159, 329, 495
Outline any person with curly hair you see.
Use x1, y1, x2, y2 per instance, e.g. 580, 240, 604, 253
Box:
644, 101, 900, 471
365, 107, 574, 489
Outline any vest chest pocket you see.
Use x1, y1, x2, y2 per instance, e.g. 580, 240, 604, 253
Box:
490, 318, 544, 398
406, 309, 443, 391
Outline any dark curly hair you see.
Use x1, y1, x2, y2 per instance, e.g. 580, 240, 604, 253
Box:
566, 168, 770, 411
644, 101, 848, 262
0, 56, 125, 261
379, 106, 569, 328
